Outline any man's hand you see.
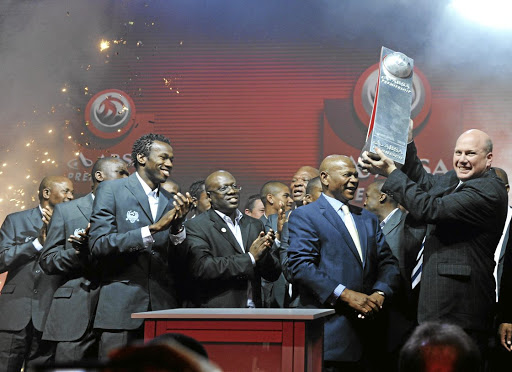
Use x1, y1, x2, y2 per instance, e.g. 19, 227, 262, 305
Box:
407, 118, 414, 143
339, 288, 381, 319
37, 206, 53, 245
357, 147, 397, 177
149, 192, 193, 234
276, 202, 287, 241
68, 224, 90, 253
499, 323, 512, 351
170, 192, 193, 233
249, 230, 275, 262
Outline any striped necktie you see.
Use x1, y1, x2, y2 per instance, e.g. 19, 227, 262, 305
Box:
411, 236, 425, 289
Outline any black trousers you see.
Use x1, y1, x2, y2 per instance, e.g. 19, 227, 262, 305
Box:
0, 320, 55, 372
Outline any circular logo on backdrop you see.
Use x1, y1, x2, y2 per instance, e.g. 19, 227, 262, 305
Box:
352, 63, 431, 134
84, 89, 136, 139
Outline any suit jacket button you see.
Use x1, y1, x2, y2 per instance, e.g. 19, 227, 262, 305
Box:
33, 289, 38, 294
35, 269, 40, 274
152, 251, 156, 255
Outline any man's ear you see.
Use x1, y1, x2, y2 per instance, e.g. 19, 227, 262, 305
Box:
266, 194, 273, 205
379, 192, 387, 203
42, 188, 51, 200
320, 171, 329, 187
136, 153, 146, 167
95, 171, 104, 183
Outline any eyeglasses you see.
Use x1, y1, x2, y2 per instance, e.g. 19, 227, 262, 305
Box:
210, 184, 242, 194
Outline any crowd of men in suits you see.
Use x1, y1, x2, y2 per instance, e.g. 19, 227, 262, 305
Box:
0, 128, 511, 372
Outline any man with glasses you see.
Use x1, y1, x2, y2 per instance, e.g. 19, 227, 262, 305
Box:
183, 170, 281, 308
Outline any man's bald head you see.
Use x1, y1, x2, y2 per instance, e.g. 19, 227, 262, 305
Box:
205, 170, 240, 216
92, 157, 129, 185
38, 176, 74, 208
319, 155, 359, 203
453, 129, 493, 181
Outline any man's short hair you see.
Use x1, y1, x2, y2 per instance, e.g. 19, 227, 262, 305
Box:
131, 133, 171, 169
260, 181, 286, 206
245, 194, 262, 212
399, 322, 480, 372
189, 180, 206, 200
305, 176, 322, 194
91, 157, 124, 184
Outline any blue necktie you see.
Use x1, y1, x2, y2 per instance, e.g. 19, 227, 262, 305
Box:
411, 236, 425, 289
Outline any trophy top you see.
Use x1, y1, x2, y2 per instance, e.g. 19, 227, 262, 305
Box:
383, 52, 413, 78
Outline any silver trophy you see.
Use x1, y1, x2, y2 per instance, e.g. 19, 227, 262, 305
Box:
362, 47, 414, 165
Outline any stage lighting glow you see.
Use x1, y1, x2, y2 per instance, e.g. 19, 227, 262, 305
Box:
451, 0, 512, 30
99, 39, 110, 51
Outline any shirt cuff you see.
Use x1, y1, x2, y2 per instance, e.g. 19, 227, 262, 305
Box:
32, 238, 43, 251
274, 238, 281, 248
248, 252, 256, 266
169, 227, 186, 245
141, 226, 155, 248
327, 284, 345, 306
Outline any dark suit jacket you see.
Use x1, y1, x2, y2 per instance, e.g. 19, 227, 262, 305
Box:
39, 194, 99, 342
383, 142, 508, 331
183, 209, 281, 308
380, 208, 425, 352
88, 173, 181, 330
0, 207, 62, 332
497, 219, 512, 323
496, 207, 512, 295
261, 213, 299, 308
287, 195, 400, 362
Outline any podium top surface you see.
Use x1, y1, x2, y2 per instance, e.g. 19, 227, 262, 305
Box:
132, 308, 335, 320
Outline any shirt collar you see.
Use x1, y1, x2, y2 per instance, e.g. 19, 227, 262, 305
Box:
215, 209, 244, 224
381, 208, 399, 228
135, 172, 159, 197
322, 192, 348, 212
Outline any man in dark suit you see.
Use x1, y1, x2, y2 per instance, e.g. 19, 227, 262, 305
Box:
0, 176, 74, 372
39, 157, 129, 362
88, 133, 192, 358
497, 219, 512, 362
494, 167, 511, 299
184, 170, 281, 308
359, 128, 508, 365
364, 179, 426, 371
288, 155, 400, 372
259, 181, 293, 308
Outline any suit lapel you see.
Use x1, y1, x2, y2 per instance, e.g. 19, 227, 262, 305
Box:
209, 210, 244, 254
30, 207, 43, 230
77, 193, 93, 220
240, 215, 253, 252
318, 196, 363, 266
155, 190, 170, 222
125, 173, 153, 222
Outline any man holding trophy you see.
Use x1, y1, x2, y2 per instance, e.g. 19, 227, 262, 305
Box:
358, 47, 508, 370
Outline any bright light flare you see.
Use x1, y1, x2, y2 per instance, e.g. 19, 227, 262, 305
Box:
99, 39, 110, 51
451, 0, 512, 30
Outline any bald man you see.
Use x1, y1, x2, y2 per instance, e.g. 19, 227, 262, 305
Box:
288, 155, 399, 371
259, 181, 293, 223
290, 166, 319, 207
0, 176, 74, 371
183, 170, 281, 308
40, 158, 129, 362
359, 128, 508, 366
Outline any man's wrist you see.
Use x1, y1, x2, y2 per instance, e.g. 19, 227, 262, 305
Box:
170, 224, 184, 235
374, 290, 385, 297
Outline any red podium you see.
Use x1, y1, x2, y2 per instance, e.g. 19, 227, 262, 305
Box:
132, 308, 334, 372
